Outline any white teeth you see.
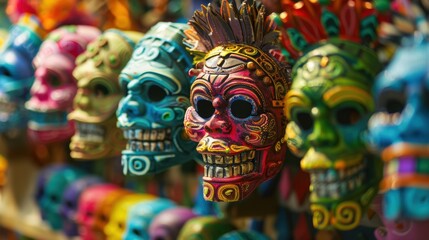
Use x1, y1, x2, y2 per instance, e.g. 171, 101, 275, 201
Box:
241, 152, 248, 162
143, 130, 150, 140
201, 150, 259, 178
224, 167, 232, 177
248, 162, 254, 172
207, 155, 213, 164
150, 142, 156, 151
215, 155, 223, 164
204, 166, 208, 176
150, 130, 157, 140
241, 163, 248, 174
76, 123, 105, 142
157, 130, 165, 140
157, 142, 164, 151
233, 166, 240, 177
208, 166, 214, 177
234, 155, 240, 164
135, 129, 143, 139
248, 150, 255, 160
215, 167, 224, 178
328, 183, 339, 198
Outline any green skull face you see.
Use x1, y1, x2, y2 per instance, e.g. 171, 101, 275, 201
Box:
285, 40, 382, 231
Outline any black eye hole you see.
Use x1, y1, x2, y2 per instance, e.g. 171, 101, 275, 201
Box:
49, 194, 59, 203
335, 106, 362, 125
118, 222, 124, 230
294, 111, 314, 130
147, 85, 167, 102
0, 66, 12, 77
231, 99, 253, 119
132, 228, 143, 236
99, 214, 108, 224
65, 200, 75, 209
378, 89, 406, 114
94, 83, 110, 97
47, 73, 61, 87
196, 99, 215, 119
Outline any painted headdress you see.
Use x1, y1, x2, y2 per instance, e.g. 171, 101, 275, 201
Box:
273, 0, 387, 231
183, 0, 290, 202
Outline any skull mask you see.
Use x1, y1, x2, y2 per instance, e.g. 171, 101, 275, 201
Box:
285, 40, 382, 230
104, 194, 156, 240
184, 0, 289, 202
35, 164, 67, 219
177, 216, 236, 240
123, 198, 176, 239
60, 176, 103, 236
39, 166, 86, 230
76, 184, 120, 240
25, 25, 100, 143
368, 41, 429, 219
93, 189, 131, 240
117, 22, 197, 176
68, 30, 142, 160
0, 15, 44, 134
148, 207, 198, 240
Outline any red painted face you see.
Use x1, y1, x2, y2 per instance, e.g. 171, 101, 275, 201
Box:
184, 47, 288, 202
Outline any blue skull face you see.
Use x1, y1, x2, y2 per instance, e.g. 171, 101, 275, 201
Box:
367, 41, 429, 220
123, 198, 176, 240
0, 24, 43, 133
117, 22, 198, 175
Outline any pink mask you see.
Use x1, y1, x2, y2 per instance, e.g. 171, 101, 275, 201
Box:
26, 25, 100, 143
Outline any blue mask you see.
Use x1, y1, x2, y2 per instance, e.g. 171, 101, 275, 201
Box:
117, 22, 198, 175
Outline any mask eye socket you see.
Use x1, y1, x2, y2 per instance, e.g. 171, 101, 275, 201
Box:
230, 99, 253, 119
47, 73, 61, 87
147, 85, 167, 102
195, 98, 214, 119
94, 83, 110, 97
377, 89, 406, 114
335, 106, 363, 126
293, 111, 314, 130
0, 66, 13, 77
49, 194, 59, 203
229, 96, 257, 120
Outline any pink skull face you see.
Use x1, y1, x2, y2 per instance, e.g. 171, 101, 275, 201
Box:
76, 184, 119, 240
25, 25, 100, 143
184, 46, 288, 202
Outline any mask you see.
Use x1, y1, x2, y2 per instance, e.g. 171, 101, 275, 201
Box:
275, 0, 385, 230
104, 194, 156, 240
76, 184, 119, 240
367, 0, 429, 221
68, 30, 142, 160
184, 0, 289, 202
39, 166, 86, 230
117, 22, 197, 176
177, 216, 236, 240
148, 207, 198, 240
92, 188, 131, 240
60, 176, 103, 236
123, 198, 176, 239
35, 164, 67, 219
26, 25, 100, 143
0, 15, 44, 134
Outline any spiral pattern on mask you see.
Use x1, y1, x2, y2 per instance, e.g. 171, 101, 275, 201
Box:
310, 204, 330, 230
122, 155, 151, 175
333, 201, 361, 231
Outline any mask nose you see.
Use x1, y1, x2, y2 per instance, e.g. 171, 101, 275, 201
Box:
308, 119, 339, 148
118, 95, 146, 118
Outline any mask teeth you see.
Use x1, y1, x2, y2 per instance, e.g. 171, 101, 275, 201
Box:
125, 128, 173, 152
76, 122, 105, 143
202, 150, 258, 178
310, 161, 366, 199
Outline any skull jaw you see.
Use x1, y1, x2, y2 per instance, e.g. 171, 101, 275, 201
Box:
303, 152, 381, 231
202, 174, 262, 202
27, 120, 75, 143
